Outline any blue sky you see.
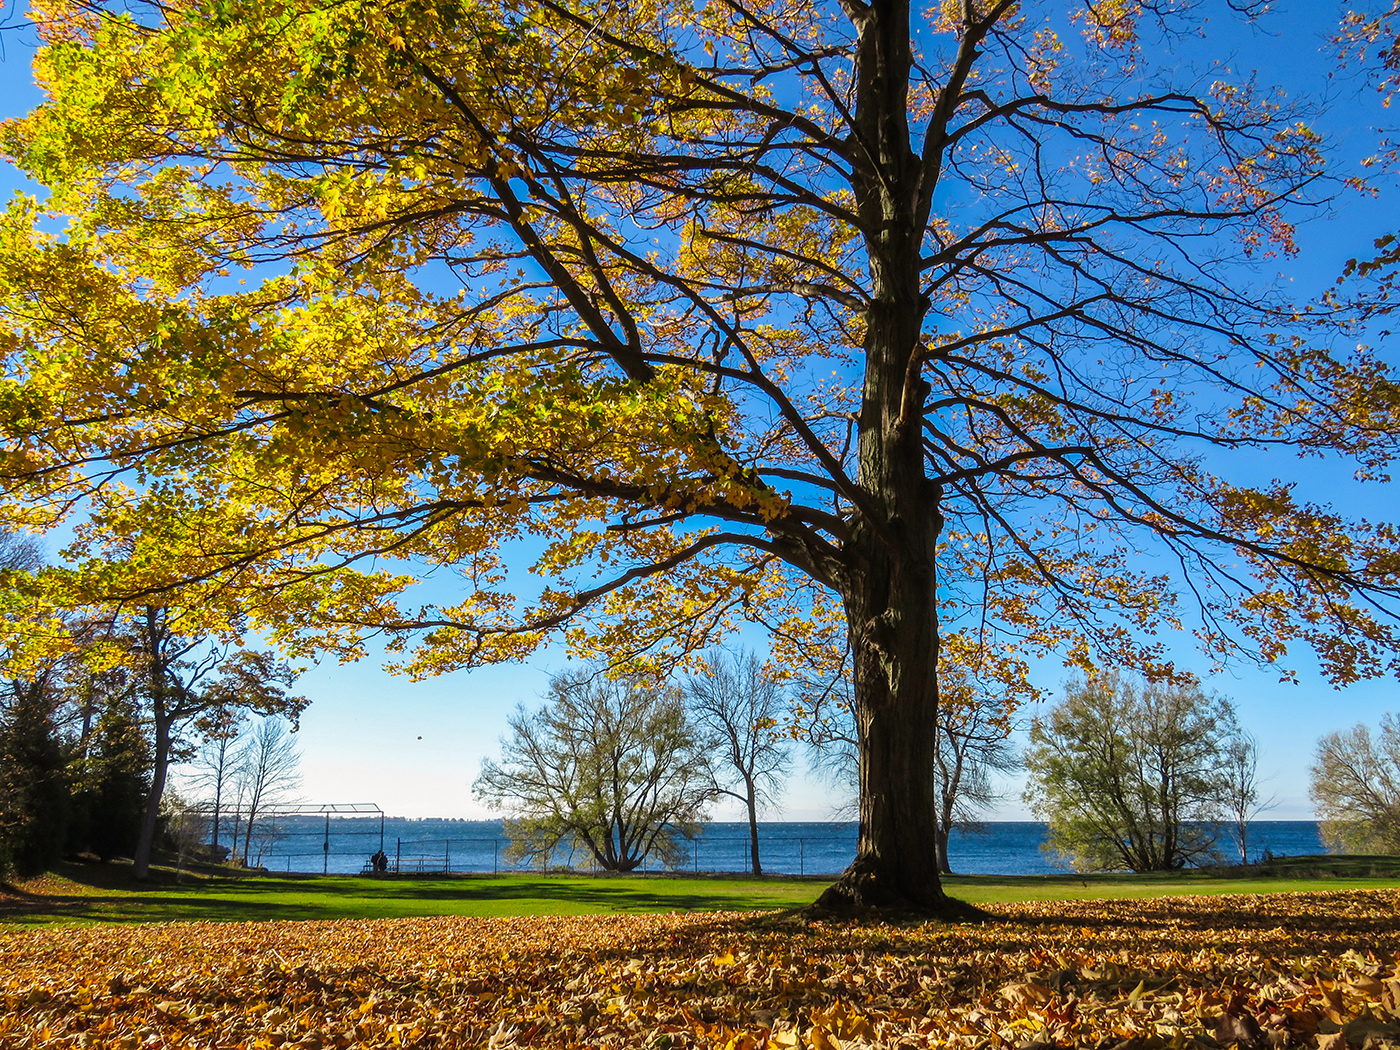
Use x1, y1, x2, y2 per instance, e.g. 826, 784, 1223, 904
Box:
0, 1, 1397, 823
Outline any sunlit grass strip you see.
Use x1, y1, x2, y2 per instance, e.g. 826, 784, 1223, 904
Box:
2, 856, 1399, 925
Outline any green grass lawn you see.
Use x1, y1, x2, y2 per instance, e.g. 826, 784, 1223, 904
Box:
2, 854, 1396, 926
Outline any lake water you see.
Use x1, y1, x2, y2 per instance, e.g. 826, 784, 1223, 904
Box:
246, 817, 1326, 876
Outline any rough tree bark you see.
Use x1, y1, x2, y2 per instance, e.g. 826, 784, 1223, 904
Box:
811, 0, 958, 914
132, 608, 173, 881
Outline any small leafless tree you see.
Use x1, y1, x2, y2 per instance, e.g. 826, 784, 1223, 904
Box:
686, 650, 791, 876
1222, 732, 1275, 864
786, 642, 861, 809
932, 673, 1018, 874
232, 716, 302, 866
183, 707, 247, 860
475, 669, 715, 872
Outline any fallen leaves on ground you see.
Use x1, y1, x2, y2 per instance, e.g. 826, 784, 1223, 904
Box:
3, 889, 1400, 1049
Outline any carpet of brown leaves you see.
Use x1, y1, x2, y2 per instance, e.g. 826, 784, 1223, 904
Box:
2, 889, 1399, 1049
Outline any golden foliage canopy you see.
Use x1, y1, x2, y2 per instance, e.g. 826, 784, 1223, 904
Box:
0, 0, 1397, 685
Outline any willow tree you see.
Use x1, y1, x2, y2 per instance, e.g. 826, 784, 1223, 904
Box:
2, 0, 1399, 911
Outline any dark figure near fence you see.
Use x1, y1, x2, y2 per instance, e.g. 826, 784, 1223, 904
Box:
370, 850, 388, 874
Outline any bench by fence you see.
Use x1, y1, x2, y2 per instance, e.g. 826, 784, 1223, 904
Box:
359, 857, 450, 875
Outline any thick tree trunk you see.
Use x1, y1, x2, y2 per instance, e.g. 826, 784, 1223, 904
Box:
814, 546, 947, 911
815, 278, 954, 910
810, 0, 984, 918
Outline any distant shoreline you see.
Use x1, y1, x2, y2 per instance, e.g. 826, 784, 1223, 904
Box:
363, 817, 1324, 825
239, 817, 1327, 877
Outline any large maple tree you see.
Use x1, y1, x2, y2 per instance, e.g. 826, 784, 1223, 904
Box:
2, 0, 1399, 909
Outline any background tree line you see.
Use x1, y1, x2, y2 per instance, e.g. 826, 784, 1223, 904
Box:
475, 647, 1028, 876
478, 648, 1400, 877
7, 520, 1398, 882
0, 535, 306, 879
1021, 676, 1400, 873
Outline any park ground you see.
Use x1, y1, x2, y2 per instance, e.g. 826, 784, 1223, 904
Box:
2, 881, 1400, 1048
0, 854, 1399, 924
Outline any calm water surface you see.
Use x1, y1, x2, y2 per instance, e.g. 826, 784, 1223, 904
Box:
249, 818, 1325, 876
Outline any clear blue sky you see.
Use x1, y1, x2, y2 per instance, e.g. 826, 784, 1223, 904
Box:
0, 1, 1395, 822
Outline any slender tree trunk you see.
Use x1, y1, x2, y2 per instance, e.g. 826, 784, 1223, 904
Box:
934, 824, 952, 875
936, 776, 955, 874
936, 733, 966, 875
1160, 766, 1174, 869
133, 717, 169, 880
745, 785, 762, 877
241, 780, 264, 866
211, 736, 234, 853
211, 778, 223, 853
78, 683, 96, 764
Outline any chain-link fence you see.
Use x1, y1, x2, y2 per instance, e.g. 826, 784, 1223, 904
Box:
171, 810, 1330, 878
175, 807, 857, 876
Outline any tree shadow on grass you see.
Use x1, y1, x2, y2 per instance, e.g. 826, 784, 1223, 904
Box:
0, 893, 350, 925
948, 887, 1400, 962
1, 863, 819, 925
13, 861, 1394, 933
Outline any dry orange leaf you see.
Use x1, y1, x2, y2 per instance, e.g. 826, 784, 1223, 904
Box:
2, 890, 1399, 1049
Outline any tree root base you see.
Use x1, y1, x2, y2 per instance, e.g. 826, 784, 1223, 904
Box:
801, 863, 992, 923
